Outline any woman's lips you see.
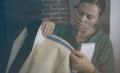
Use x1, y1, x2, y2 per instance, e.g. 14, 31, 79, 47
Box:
76, 24, 83, 28
75, 23, 84, 31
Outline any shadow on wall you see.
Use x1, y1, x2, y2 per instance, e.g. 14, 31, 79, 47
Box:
5, 0, 69, 49
0, 0, 8, 73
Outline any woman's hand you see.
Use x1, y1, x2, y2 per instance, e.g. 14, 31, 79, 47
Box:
70, 50, 95, 73
41, 20, 55, 37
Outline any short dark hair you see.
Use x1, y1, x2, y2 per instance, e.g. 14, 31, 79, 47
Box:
75, 0, 106, 16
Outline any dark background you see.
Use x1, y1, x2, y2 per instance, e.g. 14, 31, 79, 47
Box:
0, 0, 7, 73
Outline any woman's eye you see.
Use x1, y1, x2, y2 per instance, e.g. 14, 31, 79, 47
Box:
87, 15, 94, 19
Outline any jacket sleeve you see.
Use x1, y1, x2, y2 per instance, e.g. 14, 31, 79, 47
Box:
94, 39, 115, 73
53, 24, 72, 39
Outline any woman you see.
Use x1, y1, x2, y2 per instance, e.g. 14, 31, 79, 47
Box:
41, 0, 115, 73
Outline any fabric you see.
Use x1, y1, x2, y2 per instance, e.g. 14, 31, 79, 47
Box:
19, 24, 72, 73
6, 28, 28, 73
6, 20, 42, 73
19, 35, 72, 73
80, 43, 95, 61
53, 24, 115, 73
6, 20, 73, 73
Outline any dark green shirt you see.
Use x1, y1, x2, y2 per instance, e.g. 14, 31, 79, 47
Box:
53, 24, 115, 73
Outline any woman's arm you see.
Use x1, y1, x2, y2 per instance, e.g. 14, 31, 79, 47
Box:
94, 39, 115, 73
41, 20, 72, 38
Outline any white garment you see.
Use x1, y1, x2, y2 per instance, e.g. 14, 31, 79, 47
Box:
81, 43, 95, 61
19, 25, 73, 73
6, 28, 28, 73
20, 35, 72, 73
6, 26, 73, 73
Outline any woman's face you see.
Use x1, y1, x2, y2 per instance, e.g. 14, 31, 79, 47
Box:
75, 2, 100, 32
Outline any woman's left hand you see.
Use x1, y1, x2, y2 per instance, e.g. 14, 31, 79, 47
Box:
41, 20, 55, 37
70, 50, 95, 73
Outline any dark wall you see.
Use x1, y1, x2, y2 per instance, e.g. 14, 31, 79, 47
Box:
5, 0, 69, 53
0, 0, 8, 73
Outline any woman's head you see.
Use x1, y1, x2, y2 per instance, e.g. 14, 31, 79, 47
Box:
78, 0, 106, 16
74, 0, 106, 32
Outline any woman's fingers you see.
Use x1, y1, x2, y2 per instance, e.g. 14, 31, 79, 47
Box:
43, 22, 51, 37
41, 20, 55, 37
41, 21, 47, 36
72, 50, 84, 57
70, 53, 79, 70
48, 24, 55, 36
70, 50, 95, 73
70, 53, 79, 62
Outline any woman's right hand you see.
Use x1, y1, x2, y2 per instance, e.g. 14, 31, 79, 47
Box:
70, 50, 95, 73
41, 20, 55, 37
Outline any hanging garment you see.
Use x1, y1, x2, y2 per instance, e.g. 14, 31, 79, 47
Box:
19, 35, 73, 73
6, 20, 73, 73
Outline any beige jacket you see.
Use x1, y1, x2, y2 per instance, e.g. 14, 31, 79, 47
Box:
6, 26, 73, 73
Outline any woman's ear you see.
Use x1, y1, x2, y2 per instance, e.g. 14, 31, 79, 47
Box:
96, 16, 102, 24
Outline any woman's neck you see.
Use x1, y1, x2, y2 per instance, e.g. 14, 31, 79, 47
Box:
75, 28, 96, 44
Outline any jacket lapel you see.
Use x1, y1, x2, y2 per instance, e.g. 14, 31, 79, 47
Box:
8, 20, 42, 73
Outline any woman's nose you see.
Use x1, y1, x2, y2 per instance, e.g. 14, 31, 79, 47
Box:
80, 15, 86, 22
